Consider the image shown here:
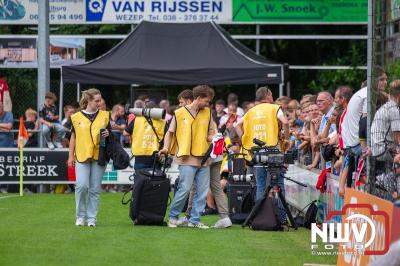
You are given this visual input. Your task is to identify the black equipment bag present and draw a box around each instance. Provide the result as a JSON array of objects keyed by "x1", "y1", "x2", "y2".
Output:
[
  {"x1": 247, "y1": 196, "x2": 283, "y2": 231},
  {"x1": 122, "y1": 156, "x2": 170, "y2": 225},
  {"x1": 303, "y1": 200, "x2": 319, "y2": 229},
  {"x1": 294, "y1": 200, "x2": 319, "y2": 229},
  {"x1": 227, "y1": 181, "x2": 256, "y2": 224}
]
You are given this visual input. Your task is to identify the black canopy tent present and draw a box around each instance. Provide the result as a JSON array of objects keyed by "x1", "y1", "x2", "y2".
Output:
[
  {"x1": 62, "y1": 21, "x2": 285, "y2": 85},
  {"x1": 59, "y1": 21, "x2": 286, "y2": 118}
]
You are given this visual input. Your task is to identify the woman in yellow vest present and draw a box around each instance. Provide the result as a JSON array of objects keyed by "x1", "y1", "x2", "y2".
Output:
[{"x1": 68, "y1": 88, "x2": 110, "y2": 227}]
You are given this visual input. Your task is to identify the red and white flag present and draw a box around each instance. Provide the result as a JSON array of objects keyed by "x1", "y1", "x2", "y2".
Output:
[{"x1": 18, "y1": 117, "x2": 29, "y2": 148}]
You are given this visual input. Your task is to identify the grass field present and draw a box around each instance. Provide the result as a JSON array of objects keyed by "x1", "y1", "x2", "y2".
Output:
[{"x1": 0, "y1": 193, "x2": 336, "y2": 266}]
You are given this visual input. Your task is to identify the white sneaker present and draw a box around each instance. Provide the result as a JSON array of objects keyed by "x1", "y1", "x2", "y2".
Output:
[
  {"x1": 75, "y1": 217, "x2": 85, "y2": 226},
  {"x1": 168, "y1": 219, "x2": 179, "y2": 228},
  {"x1": 213, "y1": 217, "x2": 232, "y2": 229},
  {"x1": 47, "y1": 142, "x2": 55, "y2": 150},
  {"x1": 0, "y1": 188, "x2": 8, "y2": 194},
  {"x1": 87, "y1": 221, "x2": 96, "y2": 227},
  {"x1": 177, "y1": 216, "x2": 189, "y2": 227},
  {"x1": 55, "y1": 142, "x2": 63, "y2": 149},
  {"x1": 188, "y1": 222, "x2": 209, "y2": 229}
]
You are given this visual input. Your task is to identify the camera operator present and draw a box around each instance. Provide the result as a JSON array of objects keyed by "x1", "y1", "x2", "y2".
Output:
[
  {"x1": 235, "y1": 87, "x2": 290, "y2": 200},
  {"x1": 124, "y1": 101, "x2": 166, "y2": 171},
  {"x1": 159, "y1": 85, "x2": 215, "y2": 229}
]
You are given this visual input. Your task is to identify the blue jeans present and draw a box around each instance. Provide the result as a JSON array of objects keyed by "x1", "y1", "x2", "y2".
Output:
[
  {"x1": 169, "y1": 165, "x2": 210, "y2": 224},
  {"x1": 75, "y1": 160, "x2": 106, "y2": 223},
  {"x1": 134, "y1": 162, "x2": 153, "y2": 171},
  {"x1": 255, "y1": 167, "x2": 285, "y2": 201},
  {"x1": 42, "y1": 123, "x2": 65, "y2": 143}
]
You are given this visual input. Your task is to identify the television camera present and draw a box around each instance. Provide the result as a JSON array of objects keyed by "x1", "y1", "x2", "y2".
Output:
[
  {"x1": 242, "y1": 138, "x2": 307, "y2": 230},
  {"x1": 250, "y1": 138, "x2": 305, "y2": 186}
]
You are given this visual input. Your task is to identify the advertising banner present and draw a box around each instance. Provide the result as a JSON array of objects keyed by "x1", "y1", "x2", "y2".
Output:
[
  {"x1": 232, "y1": 0, "x2": 368, "y2": 23},
  {"x1": 336, "y1": 188, "x2": 399, "y2": 265},
  {"x1": 0, "y1": 0, "x2": 231, "y2": 24},
  {"x1": 0, "y1": 37, "x2": 85, "y2": 68},
  {"x1": 0, "y1": 0, "x2": 85, "y2": 24},
  {"x1": 285, "y1": 164, "x2": 343, "y2": 223},
  {"x1": 0, "y1": 149, "x2": 179, "y2": 184},
  {"x1": 0, "y1": 149, "x2": 68, "y2": 181},
  {"x1": 0, "y1": 0, "x2": 369, "y2": 24},
  {"x1": 391, "y1": 0, "x2": 400, "y2": 21},
  {"x1": 85, "y1": 0, "x2": 232, "y2": 23}
]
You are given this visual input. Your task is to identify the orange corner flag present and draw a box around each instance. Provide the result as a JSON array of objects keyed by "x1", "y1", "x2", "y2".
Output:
[{"x1": 18, "y1": 117, "x2": 29, "y2": 148}]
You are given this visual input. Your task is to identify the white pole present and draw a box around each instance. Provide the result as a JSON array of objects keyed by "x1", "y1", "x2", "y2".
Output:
[
  {"x1": 37, "y1": 0, "x2": 49, "y2": 148},
  {"x1": 59, "y1": 71, "x2": 64, "y2": 122},
  {"x1": 77, "y1": 83, "x2": 81, "y2": 102}
]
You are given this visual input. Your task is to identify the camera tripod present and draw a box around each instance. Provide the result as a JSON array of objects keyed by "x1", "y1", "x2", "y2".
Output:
[{"x1": 242, "y1": 166, "x2": 307, "y2": 230}]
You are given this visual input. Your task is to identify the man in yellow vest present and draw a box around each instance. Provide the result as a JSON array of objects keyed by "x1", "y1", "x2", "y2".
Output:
[
  {"x1": 124, "y1": 101, "x2": 166, "y2": 170},
  {"x1": 160, "y1": 85, "x2": 215, "y2": 229},
  {"x1": 235, "y1": 87, "x2": 290, "y2": 200},
  {"x1": 177, "y1": 89, "x2": 194, "y2": 107}
]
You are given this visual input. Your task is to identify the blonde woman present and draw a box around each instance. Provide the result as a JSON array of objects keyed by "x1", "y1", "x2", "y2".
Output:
[{"x1": 68, "y1": 89, "x2": 110, "y2": 227}]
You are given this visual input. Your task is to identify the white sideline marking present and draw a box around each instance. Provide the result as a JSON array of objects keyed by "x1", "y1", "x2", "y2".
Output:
[{"x1": 0, "y1": 195, "x2": 20, "y2": 200}]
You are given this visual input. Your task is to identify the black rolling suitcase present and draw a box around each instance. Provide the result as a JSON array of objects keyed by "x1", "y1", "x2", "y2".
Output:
[{"x1": 122, "y1": 157, "x2": 170, "y2": 225}]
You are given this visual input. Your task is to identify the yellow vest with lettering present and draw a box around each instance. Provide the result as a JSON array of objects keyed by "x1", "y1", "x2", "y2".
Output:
[
  {"x1": 242, "y1": 103, "x2": 280, "y2": 150},
  {"x1": 71, "y1": 110, "x2": 109, "y2": 162},
  {"x1": 175, "y1": 106, "x2": 211, "y2": 157},
  {"x1": 131, "y1": 117, "x2": 166, "y2": 156}
]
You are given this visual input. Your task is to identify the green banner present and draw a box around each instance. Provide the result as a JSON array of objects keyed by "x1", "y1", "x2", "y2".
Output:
[{"x1": 233, "y1": 0, "x2": 368, "y2": 23}]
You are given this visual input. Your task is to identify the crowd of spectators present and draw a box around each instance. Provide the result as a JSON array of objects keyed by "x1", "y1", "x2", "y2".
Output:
[{"x1": 0, "y1": 70, "x2": 399, "y2": 202}]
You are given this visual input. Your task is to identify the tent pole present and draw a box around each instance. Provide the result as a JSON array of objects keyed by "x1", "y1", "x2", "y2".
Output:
[
  {"x1": 255, "y1": 25, "x2": 260, "y2": 90},
  {"x1": 130, "y1": 85, "x2": 133, "y2": 106},
  {"x1": 77, "y1": 83, "x2": 81, "y2": 102},
  {"x1": 279, "y1": 83, "x2": 284, "y2": 97},
  {"x1": 255, "y1": 25, "x2": 260, "y2": 55},
  {"x1": 279, "y1": 64, "x2": 285, "y2": 97},
  {"x1": 59, "y1": 72, "x2": 64, "y2": 122}
]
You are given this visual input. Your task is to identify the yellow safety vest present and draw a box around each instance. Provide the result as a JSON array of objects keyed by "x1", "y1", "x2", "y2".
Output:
[
  {"x1": 242, "y1": 103, "x2": 280, "y2": 150},
  {"x1": 131, "y1": 117, "x2": 166, "y2": 156},
  {"x1": 169, "y1": 134, "x2": 177, "y2": 156},
  {"x1": 175, "y1": 106, "x2": 211, "y2": 157},
  {"x1": 71, "y1": 110, "x2": 109, "y2": 162}
]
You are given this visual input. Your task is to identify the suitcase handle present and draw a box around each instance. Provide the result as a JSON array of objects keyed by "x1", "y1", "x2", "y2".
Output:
[
  {"x1": 150, "y1": 152, "x2": 169, "y2": 177},
  {"x1": 121, "y1": 191, "x2": 131, "y2": 205}
]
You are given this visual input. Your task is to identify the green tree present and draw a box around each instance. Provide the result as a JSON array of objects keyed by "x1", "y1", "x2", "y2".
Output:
[{"x1": 308, "y1": 43, "x2": 366, "y2": 94}]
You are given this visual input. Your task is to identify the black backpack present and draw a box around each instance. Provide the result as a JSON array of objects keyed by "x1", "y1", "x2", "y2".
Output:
[
  {"x1": 294, "y1": 200, "x2": 319, "y2": 229},
  {"x1": 243, "y1": 196, "x2": 283, "y2": 231},
  {"x1": 111, "y1": 136, "x2": 130, "y2": 170}
]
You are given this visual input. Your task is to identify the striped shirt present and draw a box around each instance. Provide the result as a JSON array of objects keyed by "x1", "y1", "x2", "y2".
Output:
[{"x1": 371, "y1": 100, "x2": 400, "y2": 158}]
